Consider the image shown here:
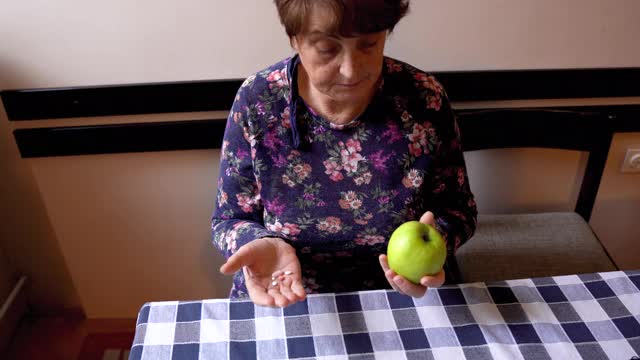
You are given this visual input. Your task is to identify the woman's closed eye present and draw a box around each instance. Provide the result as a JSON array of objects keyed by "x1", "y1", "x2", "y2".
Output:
[
  {"x1": 361, "y1": 41, "x2": 378, "y2": 49},
  {"x1": 315, "y1": 42, "x2": 340, "y2": 56},
  {"x1": 317, "y1": 47, "x2": 338, "y2": 55}
]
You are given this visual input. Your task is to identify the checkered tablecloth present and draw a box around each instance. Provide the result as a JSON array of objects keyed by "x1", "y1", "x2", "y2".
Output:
[{"x1": 130, "y1": 270, "x2": 640, "y2": 359}]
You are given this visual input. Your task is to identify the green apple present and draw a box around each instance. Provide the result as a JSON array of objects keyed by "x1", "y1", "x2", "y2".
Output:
[{"x1": 387, "y1": 221, "x2": 447, "y2": 284}]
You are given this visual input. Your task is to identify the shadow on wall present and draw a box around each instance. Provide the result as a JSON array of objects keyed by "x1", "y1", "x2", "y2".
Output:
[
  {"x1": 464, "y1": 149, "x2": 588, "y2": 215},
  {"x1": 200, "y1": 227, "x2": 233, "y2": 298},
  {"x1": 0, "y1": 57, "x2": 38, "y2": 90},
  {"x1": 0, "y1": 61, "x2": 82, "y2": 313},
  {"x1": 0, "y1": 245, "x2": 17, "y2": 304},
  {"x1": 592, "y1": 196, "x2": 640, "y2": 270}
]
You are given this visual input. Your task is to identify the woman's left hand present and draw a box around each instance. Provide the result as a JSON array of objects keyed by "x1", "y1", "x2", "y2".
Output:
[{"x1": 378, "y1": 211, "x2": 446, "y2": 298}]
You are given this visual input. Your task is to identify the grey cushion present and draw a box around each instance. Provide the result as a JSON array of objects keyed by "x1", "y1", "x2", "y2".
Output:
[{"x1": 455, "y1": 212, "x2": 617, "y2": 283}]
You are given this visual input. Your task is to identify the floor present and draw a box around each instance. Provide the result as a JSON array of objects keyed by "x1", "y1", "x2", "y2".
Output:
[{"x1": 5, "y1": 313, "x2": 136, "y2": 360}]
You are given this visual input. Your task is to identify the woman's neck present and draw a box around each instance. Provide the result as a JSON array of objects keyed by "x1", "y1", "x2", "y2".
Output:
[{"x1": 297, "y1": 68, "x2": 377, "y2": 126}]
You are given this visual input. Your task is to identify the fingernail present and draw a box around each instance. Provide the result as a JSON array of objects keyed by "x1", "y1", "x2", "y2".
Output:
[{"x1": 395, "y1": 278, "x2": 404, "y2": 285}]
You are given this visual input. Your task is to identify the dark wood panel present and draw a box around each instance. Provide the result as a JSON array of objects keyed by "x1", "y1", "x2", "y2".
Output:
[
  {"x1": 13, "y1": 119, "x2": 227, "y2": 158},
  {"x1": 456, "y1": 108, "x2": 604, "y2": 152},
  {"x1": 2, "y1": 80, "x2": 243, "y2": 121},
  {"x1": 439, "y1": 68, "x2": 640, "y2": 102},
  {"x1": 12, "y1": 105, "x2": 639, "y2": 158},
  {"x1": 3, "y1": 68, "x2": 640, "y2": 121}
]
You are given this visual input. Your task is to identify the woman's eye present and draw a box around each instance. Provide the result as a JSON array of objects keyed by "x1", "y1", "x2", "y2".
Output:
[
  {"x1": 317, "y1": 47, "x2": 338, "y2": 55},
  {"x1": 360, "y1": 41, "x2": 378, "y2": 50}
]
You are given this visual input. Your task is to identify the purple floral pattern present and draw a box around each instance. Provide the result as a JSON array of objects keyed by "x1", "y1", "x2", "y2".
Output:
[{"x1": 212, "y1": 56, "x2": 477, "y2": 298}]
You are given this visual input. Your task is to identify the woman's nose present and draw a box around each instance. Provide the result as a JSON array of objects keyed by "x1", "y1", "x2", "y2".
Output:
[{"x1": 339, "y1": 52, "x2": 361, "y2": 80}]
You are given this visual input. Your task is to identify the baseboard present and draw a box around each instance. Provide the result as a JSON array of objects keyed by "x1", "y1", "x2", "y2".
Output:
[{"x1": 0, "y1": 276, "x2": 28, "y2": 354}]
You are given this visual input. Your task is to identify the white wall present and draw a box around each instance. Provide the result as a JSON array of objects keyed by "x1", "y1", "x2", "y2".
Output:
[
  {"x1": 0, "y1": 106, "x2": 81, "y2": 313},
  {"x1": 2, "y1": 0, "x2": 640, "y2": 89},
  {"x1": 1, "y1": 0, "x2": 639, "y2": 317},
  {"x1": 27, "y1": 149, "x2": 230, "y2": 317},
  {"x1": 388, "y1": 0, "x2": 640, "y2": 71},
  {"x1": 0, "y1": 1, "x2": 290, "y2": 88}
]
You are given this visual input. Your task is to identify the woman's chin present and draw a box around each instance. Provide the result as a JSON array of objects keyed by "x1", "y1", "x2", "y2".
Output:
[{"x1": 327, "y1": 88, "x2": 370, "y2": 103}]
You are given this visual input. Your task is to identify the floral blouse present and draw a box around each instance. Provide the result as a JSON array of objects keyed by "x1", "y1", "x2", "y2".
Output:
[{"x1": 211, "y1": 55, "x2": 477, "y2": 298}]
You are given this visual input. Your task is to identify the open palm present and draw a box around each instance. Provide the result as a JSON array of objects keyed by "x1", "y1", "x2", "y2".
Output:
[{"x1": 220, "y1": 237, "x2": 306, "y2": 307}]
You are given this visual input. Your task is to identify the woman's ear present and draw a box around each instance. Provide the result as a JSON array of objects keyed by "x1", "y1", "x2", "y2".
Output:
[{"x1": 291, "y1": 36, "x2": 300, "y2": 52}]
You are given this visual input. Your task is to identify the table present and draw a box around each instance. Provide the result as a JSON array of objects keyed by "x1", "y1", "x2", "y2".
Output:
[{"x1": 129, "y1": 270, "x2": 640, "y2": 359}]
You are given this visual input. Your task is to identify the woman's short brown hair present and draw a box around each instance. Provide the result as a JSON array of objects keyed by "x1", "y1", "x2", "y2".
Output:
[{"x1": 274, "y1": 0, "x2": 410, "y2": 38}]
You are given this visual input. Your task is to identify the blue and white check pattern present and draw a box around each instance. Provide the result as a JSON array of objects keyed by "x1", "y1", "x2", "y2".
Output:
[{"x1": 130, "y1": 270, "x2": 640, "y2": 359}]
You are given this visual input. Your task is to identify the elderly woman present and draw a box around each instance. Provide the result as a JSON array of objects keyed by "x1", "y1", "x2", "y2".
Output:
[{"x1": 212, "y1": 0, "x2": 477, "y2": 307}]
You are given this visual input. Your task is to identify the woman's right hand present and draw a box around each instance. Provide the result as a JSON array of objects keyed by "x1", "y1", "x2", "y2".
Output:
[{"x1": 219, "y1": 237, "x2": 307, "y2": 307}]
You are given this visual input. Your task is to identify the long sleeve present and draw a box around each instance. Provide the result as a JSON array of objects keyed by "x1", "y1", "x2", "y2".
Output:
[
  {"x1": 427, "y1": 94, "x2": 478, "y2": 256},
  {"x1": 211, "y1": 83, "x2": 279, "y2": 259}
]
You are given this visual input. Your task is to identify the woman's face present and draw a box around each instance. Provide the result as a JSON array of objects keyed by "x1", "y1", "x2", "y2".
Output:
[{"x1": 292, "y1": 8, "x2": 387, "y2": 103}]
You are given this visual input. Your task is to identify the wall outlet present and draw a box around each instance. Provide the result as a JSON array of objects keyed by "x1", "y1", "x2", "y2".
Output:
[{"x1": 621, "y1": 148, "x2": 640, "y2": 173}]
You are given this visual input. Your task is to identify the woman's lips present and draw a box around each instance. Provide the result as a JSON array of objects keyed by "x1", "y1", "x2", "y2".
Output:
[{"x1": 337, "y1": 80, "x2": 363, "y2": 88}]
